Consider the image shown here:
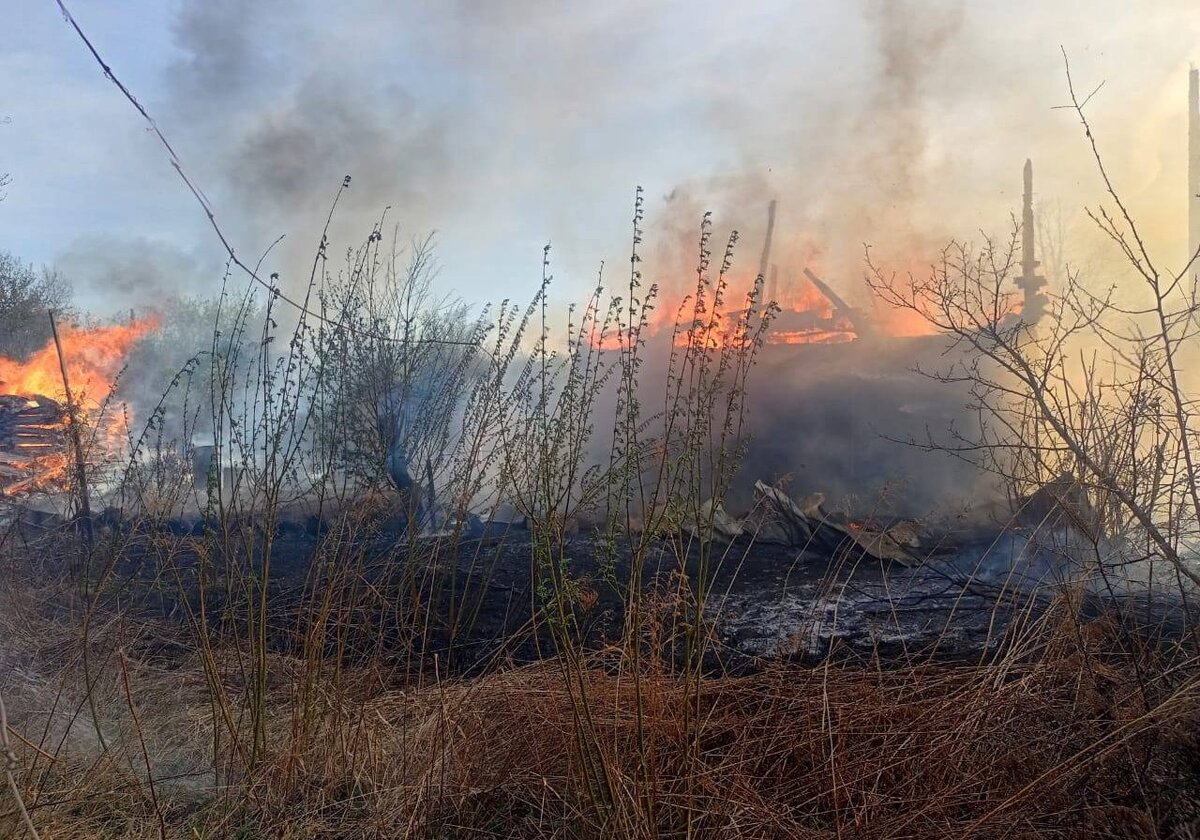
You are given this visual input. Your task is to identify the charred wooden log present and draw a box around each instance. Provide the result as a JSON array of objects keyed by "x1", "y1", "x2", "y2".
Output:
[
  {"x1": 681, "y1": 482, "x2": 922, "y2": 565},
  {"x1": 750, "y1": 480, "x2": 922, "y2": 566},
  {"x1": 803, "y1": 268, "x2": 875, "y2": 338}
]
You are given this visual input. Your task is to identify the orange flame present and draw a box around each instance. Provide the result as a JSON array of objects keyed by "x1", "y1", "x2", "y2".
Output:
[
  {"x1": 873, "y1": 304, "x2": 940, "y2": 338},
  {"x1": 628, "y1": 271, "x2": 866, "y2": 350},
  {"x1": 0, "y1": 318, "x2": 160, "y2": 406},
  {"x1": 0, "y1": 318, "x2": 159, "y2": 495}
]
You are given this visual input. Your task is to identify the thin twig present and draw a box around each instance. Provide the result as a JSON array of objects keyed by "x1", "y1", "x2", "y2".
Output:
[{"x1": 0, "y1": 689, "x2": 41, "y2": 839}]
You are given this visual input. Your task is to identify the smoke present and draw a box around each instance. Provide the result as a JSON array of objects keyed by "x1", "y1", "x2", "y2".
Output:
[
  {"x1": 23, "y1": 0, "x2": 1200, "y2": 512},
  {"x1": 224, "y1": 78, "x2": 451, "y2": 230},
  {"x1": 862, "y1": 0, "x2": 965, "y2": 209},
  {"x1": 737, "y1": 338, "x2": 993, "y2": 518},
  {"x1": 160, "y1": 0, "x2": 468, "y2": 282},
  {"x1": 642, "y1": 0, "x2": 971, "y2": 315},
  {"x1": 609, "y1": 0, "x2": 978, "y2": 517},
  {"x1": 583, "y1": 316, "x2": 992, "y2": 520},
  {"x1": 167, "y1": 0, "x2": 271, "y2": 109},
  {"x1": 55, "y1": 235, "x2": 217, "y2": 318},
  {"x1": 39, "y1": 0, "x2": 1190, "y2": 307}
]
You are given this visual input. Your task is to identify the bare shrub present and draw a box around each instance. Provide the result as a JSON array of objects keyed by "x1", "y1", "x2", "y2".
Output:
[{"x1": 866, "y1": 55, "x2": 1200, "y2": 603}]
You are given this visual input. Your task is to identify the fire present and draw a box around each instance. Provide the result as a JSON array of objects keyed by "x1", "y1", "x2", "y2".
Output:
[
  {"x1": 649, "y1": 270, "x2": 867, "y2": 350},
  {"x1": 874, "y1": 304, "x2": 940, "y2": 338},
  {"x1": 0, "y1": 318, "x2": 159, "y2": 496},
  {"x1": 0, "y1": 317, "x2": 159, "y2": 406},
  {"x1": 588, "y1": 262, "x2": 948, "y2": 352},
  {"x1": 774, "y1": 276, "x2": 836, "y2": 319},
  {"x1": 674, "y1": 313, "x2": 754, "y2": 351}
]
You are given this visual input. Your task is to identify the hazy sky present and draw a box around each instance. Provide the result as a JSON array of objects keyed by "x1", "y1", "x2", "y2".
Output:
[{"x1": 3, "y1": 1, "x2": 1199, "y2": 317}]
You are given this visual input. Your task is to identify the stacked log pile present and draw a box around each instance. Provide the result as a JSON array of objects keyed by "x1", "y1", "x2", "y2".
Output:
[{"x1": 0, "y1": 394, "x2": 67, "y2": 495}]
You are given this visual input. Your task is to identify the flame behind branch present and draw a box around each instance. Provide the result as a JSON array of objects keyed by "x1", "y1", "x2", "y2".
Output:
[
  {"x1": 0, "y1": 318, "x2": 160, "y2": 496},
  {"x1": 0, "y1": 317, "x2": 160, "y2": 406}
]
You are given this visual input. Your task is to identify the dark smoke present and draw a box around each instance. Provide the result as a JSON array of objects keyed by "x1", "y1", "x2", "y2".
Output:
[
  {"x1": 158, "y1": 0, "x2": 468, "y2": 294},
  {"x1": 738, "y1": 338, "x2": 992, "y2": 518},
  {"x1": 223, "y1": 78, "x2": 451, "y2": 231},
  {"x1": 55, "y1": 235, "x2": 216, "y2": 317}
]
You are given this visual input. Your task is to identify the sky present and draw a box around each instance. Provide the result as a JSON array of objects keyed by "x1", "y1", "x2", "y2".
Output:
[{"x1": 3, "y1": 0, "x2": 1200, "y2": 319}]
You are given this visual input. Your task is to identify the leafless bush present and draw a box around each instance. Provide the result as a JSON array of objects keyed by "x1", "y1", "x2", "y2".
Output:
[{"x1": 866, "y1": 55, "x2": 1200, "y2": 604}]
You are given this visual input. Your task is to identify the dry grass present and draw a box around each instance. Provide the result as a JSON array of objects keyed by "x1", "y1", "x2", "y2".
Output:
[
  {"x1": 241, "y1": 619, "x2": 1198, "y2": 838},
  {"x1": 3, "y1": 580, "x2": 1197, "y2": 839}
]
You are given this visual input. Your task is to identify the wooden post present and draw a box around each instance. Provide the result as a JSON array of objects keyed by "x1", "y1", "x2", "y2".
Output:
[
  {"x1": 49, "y1": 311, "x2": 94, "y2": 554},
  {"x1": 758, "y1": 199, "x2": 777, "y2": 285}
]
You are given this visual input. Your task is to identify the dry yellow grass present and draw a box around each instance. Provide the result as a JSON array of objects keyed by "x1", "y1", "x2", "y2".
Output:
[
  {"x1": 241, "y1": 633, "x2": 1195, "y2": 838},
  {"x1": 3, "y1": 589, "x2": 1193, "y2": 839}
]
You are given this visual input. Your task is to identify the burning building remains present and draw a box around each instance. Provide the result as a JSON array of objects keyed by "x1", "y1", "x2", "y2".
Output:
[
  {"x1": 0, "y1": 157, "x2": 1065, "y2": 531},
  {"x1": 0, "y1": 318, "x2": 158, "y2": 496},
  {"x1": 0, "y1": 395, "x2": 66, "y2": 496}
]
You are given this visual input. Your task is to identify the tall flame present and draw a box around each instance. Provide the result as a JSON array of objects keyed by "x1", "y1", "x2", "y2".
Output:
[
  {"x1": 0, "y1": 317, "x2": 160, "y2": 405},
  {"x1": 0, "y1": 318, "x2": 159, "y2": 495}
]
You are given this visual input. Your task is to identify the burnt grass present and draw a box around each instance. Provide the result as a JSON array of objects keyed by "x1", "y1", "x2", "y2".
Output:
[{"x1": 13, "y1": 505, "x2": 1188, "y2": 677}]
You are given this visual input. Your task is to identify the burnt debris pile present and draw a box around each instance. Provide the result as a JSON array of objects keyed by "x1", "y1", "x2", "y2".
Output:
[{"x1": 0, "y1": 394, "x2": 67, "y2": 495}]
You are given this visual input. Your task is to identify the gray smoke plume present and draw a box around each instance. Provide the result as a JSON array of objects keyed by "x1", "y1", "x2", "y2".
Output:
[
  {"x1": 642, "y1": 0, "x2": 970, "y2": 316},
  {"x1": 55, "y1": 235, "x2": 217, "y2": 318},
  {"x1": 32, "y1": 0, "x2": 1199, "y2": 516},
  {"x1": 736, "y1": 338, "x2": 992, "y2": 518},
  {"x1": 161, "y1": 0, "x2": 465, "y2": 283},
  {"x1": 862, "y1": 0, "x2": 965, "y2": 208}
]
